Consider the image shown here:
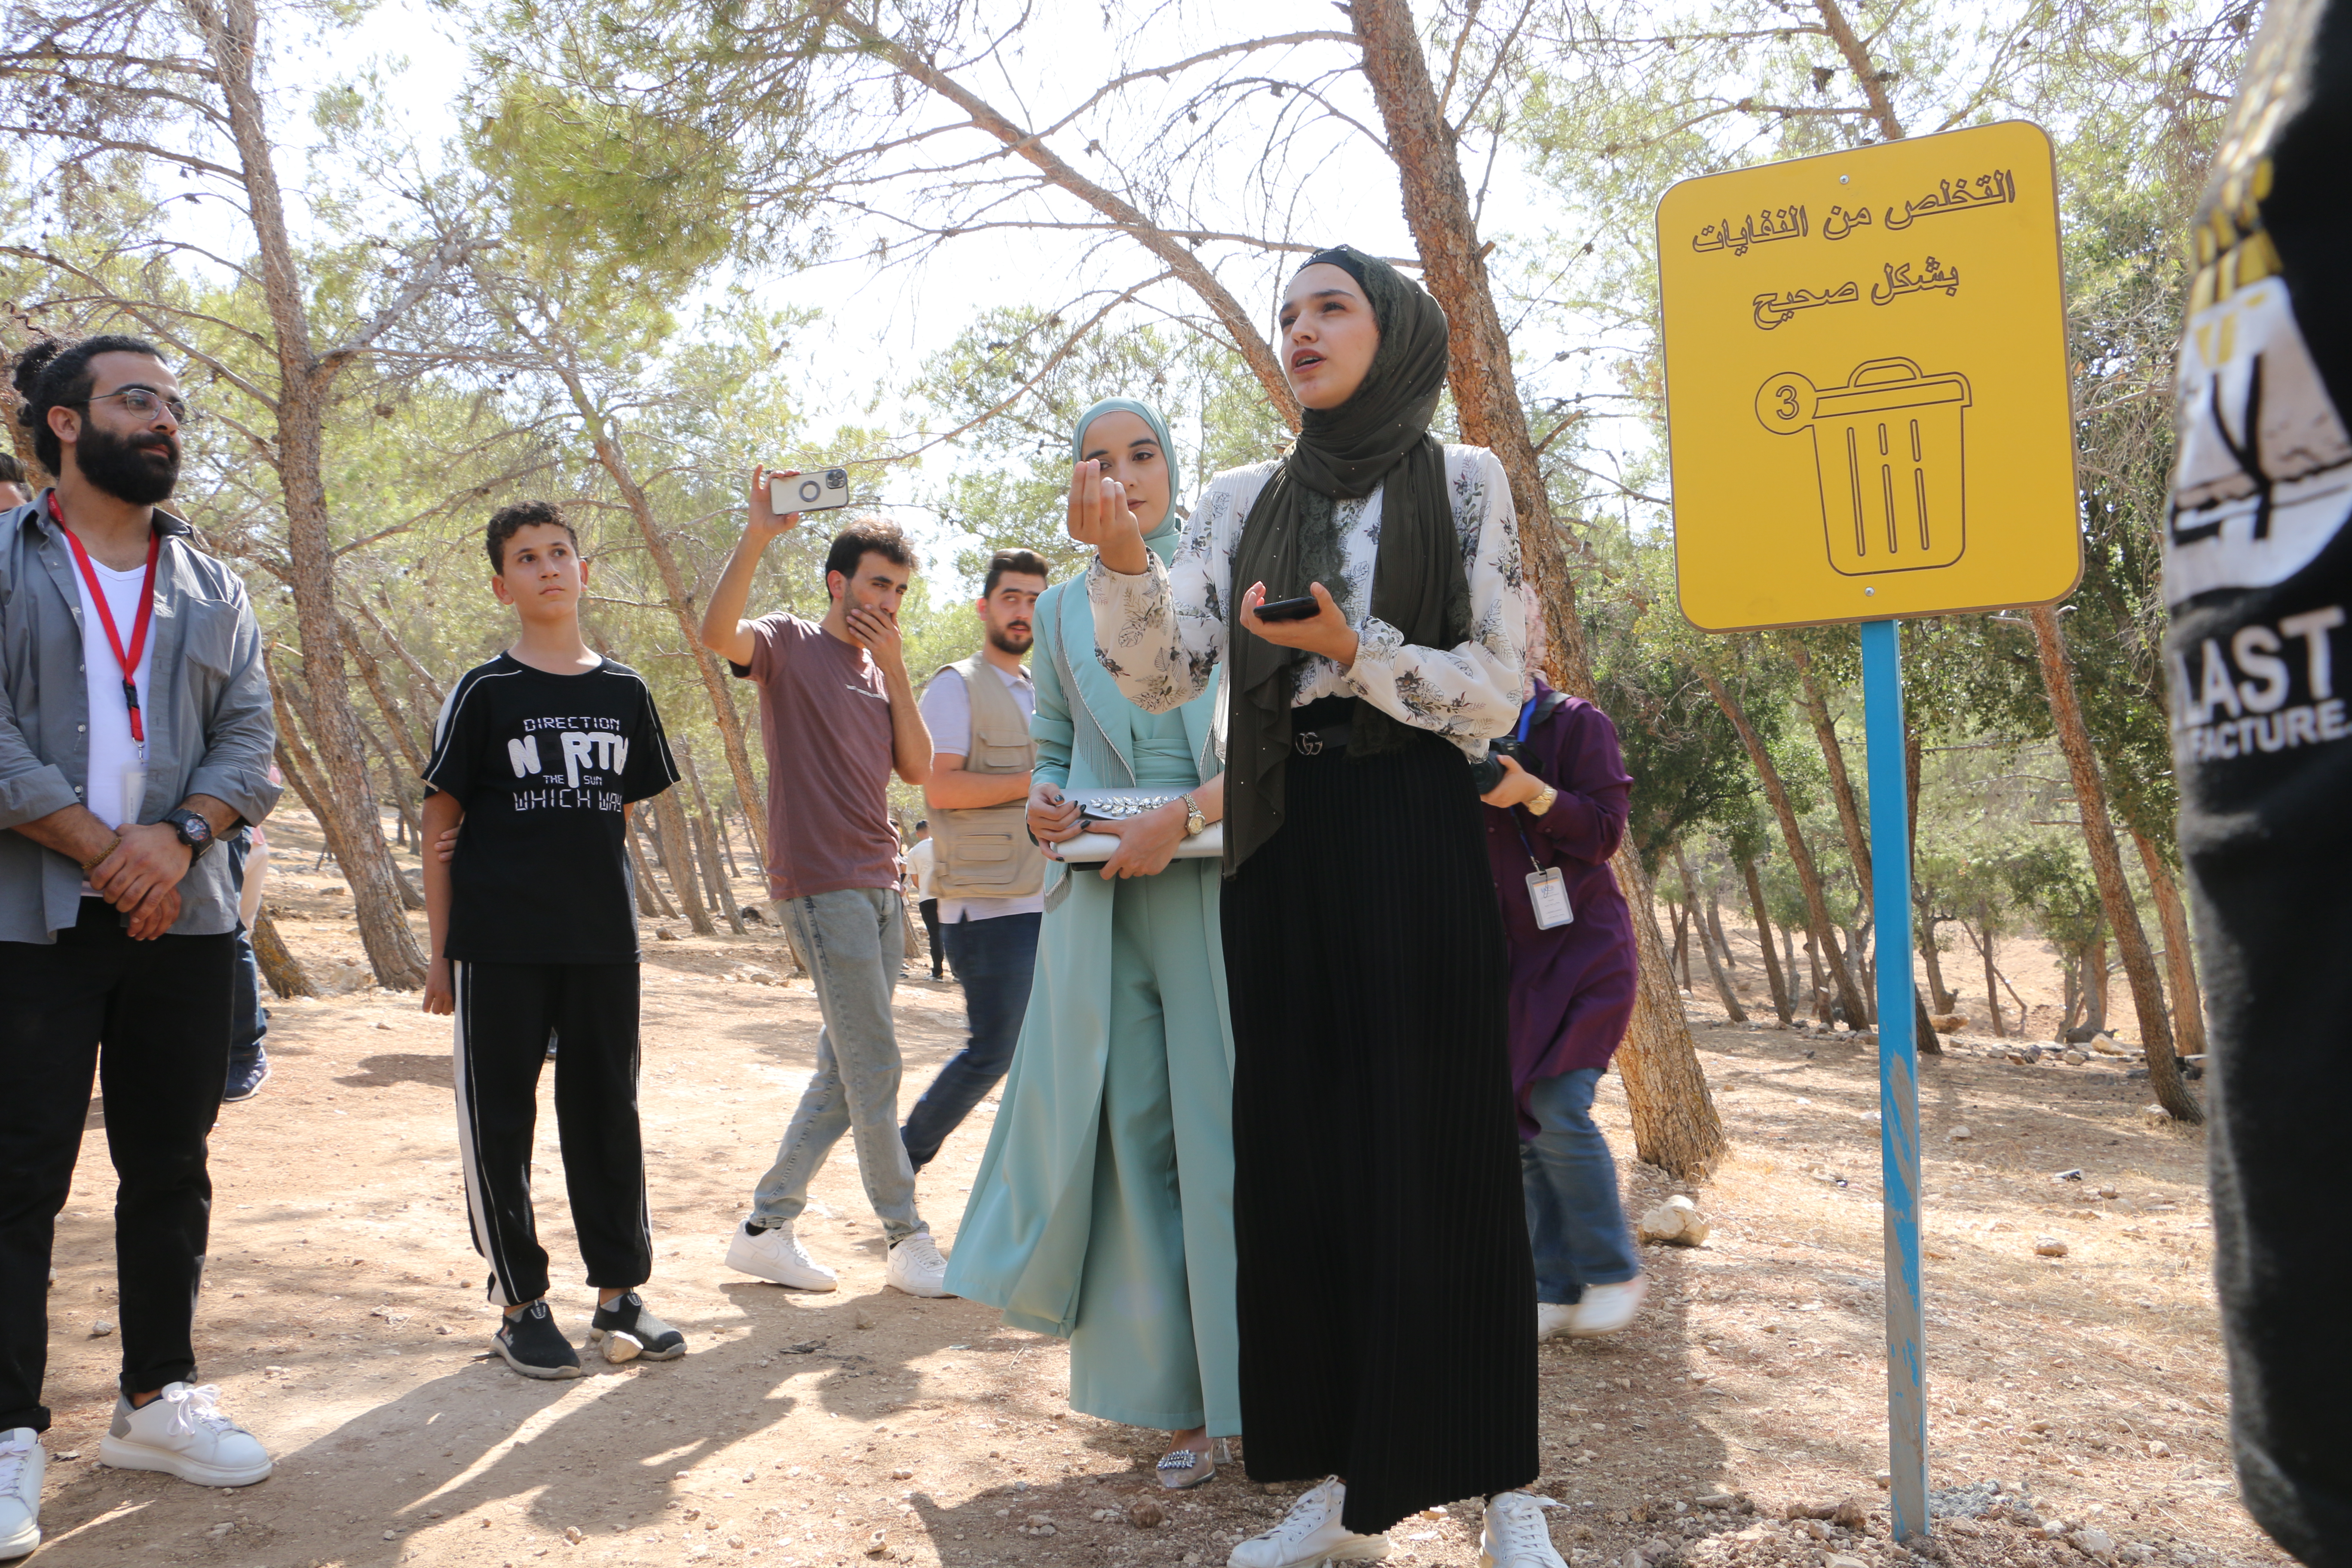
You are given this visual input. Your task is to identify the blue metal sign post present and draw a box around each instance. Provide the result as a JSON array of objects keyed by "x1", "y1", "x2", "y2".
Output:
[{"x1": 1861, "y1": 617, "x2": 1929, "y2": 1540}]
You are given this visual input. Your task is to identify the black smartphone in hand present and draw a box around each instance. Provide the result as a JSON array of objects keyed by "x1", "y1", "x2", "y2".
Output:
[{"x1": 1254, "y1": 594, "x2": 1321, "y2": 622}]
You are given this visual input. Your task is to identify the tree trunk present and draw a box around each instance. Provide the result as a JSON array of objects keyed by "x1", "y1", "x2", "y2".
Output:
[
  {"x1": 1344, "y1": 0, "x2": 1722, "y2": 1172},
  {"x1": 1609, "y1": 849, "x2": 1728, "y2": 1177},
  {"x1": 679, "y1": 745, "x2": 747, "y2": 934},
  {"x1": 1678, "y1": 845, "x2": 1748, "y2": 1023},
  {"x1": 1704, "y1": 886, "x2": 1740, "y2": 973},
  {"x1": 1975, "y1": 918, "x2": 2005, "y2": 1038},
  {"x1": 627, "y1": 819, "x2": 669, "y2": 919},
  {"x1": 647, "y1": 789, "x2": 715, "y2": 935},
  {"x1": 2082, "y1": 937, "x2": 2110, "y2": 1036},
  {"x1": 2027, "y1": 606, "x2": 2200, "y2": 1121},
  {"x1": 249, "y1": 907, "x2": 317, "y2": 999},
  {"x1": 196, "y1": 0, "x2": 425, "y2": 990},
  {"x1": 2062, "y1": 956, "x2": 2081, "y2": 1034},
  {"x1": 346, "y1": 616, "x2": 431, "y2": 778},
  {"x1": 1790, "y1": 647, "x2": 1880, "y2": 1025},
  {"x1": 1736, "y1": 849, "x2": 1795, "y2": 1024},
  {"x1": 1668, "y1": 895, "x2": 1691, "y2": 990},
  {"x1": 1699, "y1": 669, "x2": 1871, "y2": 1028},
  {"x1": 2133, "y1": 830, "x2": 2208, "y2": 1063},
  {"x1": 1918, "y1": 919, "x2": 1955, "y2": 1013},
  {"x1": 1805, "y1": 935, "x2": 1828, "y2": 1020}
]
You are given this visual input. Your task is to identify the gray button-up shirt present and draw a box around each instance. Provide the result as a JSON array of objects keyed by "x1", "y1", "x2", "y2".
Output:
[{"x1": 0, "y1": 492, "x2": 281, "y2": 942}]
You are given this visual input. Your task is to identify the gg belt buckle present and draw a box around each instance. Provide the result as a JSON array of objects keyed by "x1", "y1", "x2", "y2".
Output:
[{"x1": 1294, "y1": 729, "x2": 1324, "y2": 756}]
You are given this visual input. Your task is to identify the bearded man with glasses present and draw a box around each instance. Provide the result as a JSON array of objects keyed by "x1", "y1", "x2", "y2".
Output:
[{"x1": 0, "y1": 334, "x2": 280, "y2": 1560}]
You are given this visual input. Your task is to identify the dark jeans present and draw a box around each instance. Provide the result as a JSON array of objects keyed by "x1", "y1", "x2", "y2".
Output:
[
  {"x1": 0, "y1": 900, "x2": 233, "y2": 1431},
  {"x1": 917, "y1": 898, "x2": 943, "y2": 978},
  {"x1": 901, "y1": 911, "x2": 1039, "y2": 1170},
  {"x1": 224, "y1": 835, "x2": 268, "y2": 1076},
  {"x1": 1520, "y1": 1067, "x2": 1640, "y2": 1304}
]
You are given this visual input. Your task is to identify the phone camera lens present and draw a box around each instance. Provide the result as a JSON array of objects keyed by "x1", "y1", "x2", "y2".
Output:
[{"x1": 825, "y1": 468, "x2": 848, "y2": 487}]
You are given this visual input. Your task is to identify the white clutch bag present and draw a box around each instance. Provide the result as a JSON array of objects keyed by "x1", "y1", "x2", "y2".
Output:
[{"x1": 1053, "y1": 787, "x2": 1223, "y2": 863}]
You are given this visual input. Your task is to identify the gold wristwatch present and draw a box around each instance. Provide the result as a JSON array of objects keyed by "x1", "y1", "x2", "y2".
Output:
[
  {"x1": 1180, "y1": 793, "x2": 1207, "y2": 837},
  {"x1": 1528, "y1": 783, "x2": 1559, "y2": 818}
]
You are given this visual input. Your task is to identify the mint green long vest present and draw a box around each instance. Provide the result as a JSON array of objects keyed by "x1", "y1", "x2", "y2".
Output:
[{"x1": 942, "y1": 579, "x2": 1229, "y2": 1334}]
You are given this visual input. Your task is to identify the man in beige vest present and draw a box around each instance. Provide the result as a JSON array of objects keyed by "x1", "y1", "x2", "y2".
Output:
[{"x1": 900, "y1": 549, "x2": 1051, "y2": 1172}]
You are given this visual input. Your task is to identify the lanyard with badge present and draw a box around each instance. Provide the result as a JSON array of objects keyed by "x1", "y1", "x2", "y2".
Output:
[
  {"x1": 1509, "y1": 695, "x2": 1574, "y2": 930},
  {"x1": 54, "y1": 493, "x2": 160, "y2": 820}
]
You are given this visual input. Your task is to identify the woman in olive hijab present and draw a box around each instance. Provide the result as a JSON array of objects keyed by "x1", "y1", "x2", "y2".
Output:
[{"x1": 1070, "y1": 251, "x2": 1551, "y2": 1567}]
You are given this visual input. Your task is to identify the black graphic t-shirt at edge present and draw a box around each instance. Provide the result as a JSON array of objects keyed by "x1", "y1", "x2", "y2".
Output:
[{"x1": 423, "y1": 654, "x2": 680, "y2": 965}]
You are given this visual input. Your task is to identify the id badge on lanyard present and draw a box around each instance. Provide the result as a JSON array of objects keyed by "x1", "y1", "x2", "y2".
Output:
[{"x1": 1510, "y1": 696, "x2": 1572, "y2": 928}]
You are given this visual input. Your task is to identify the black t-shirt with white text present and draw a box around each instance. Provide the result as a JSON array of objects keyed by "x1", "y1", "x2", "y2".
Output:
[{"x1": 423, "y1": 654, "x2": 680, "y2": 965}]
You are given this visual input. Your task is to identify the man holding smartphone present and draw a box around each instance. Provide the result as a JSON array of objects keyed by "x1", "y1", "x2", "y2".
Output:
[{"x1": 698, "y1": 469, "x2": 951, "y2": 1299}]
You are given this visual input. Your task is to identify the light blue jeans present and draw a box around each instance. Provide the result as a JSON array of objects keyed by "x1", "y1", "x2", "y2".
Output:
[
  {"x1": 751, "y1": 889, "x2": 924, "y2": 1244},
  {"x1": 1520, "y1": 1067, "x2": 1639, "y2": 1305}
]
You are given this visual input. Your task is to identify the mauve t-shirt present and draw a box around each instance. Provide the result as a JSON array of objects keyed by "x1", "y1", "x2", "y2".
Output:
[{"x1": 734, "y1": 613, "x2": 901, "y2": 900}]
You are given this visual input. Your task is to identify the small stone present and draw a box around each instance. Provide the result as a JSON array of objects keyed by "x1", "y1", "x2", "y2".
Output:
[
  {"x1": 1830, "y1": 1495, "x2": 1869, "y2": 1527},
  {"x1": 564, "y1": 1527, "x2": 584, "y2": 1544},
  {"x1": 2070, "y1": 1526, "x2": 2116, "y2": 1556},
  {"x1": 1947, "y1": 1125, "x2": 1973, "y2": 1141},
  {"x1": 1637, "y1": 1194, "x2": 1712, "y2": 1246},
  {"x1": 89, "y1": 1319, "x2": 114, "y2": 1337},
  {"x1": 2035, "y1": 1237, "x2": 2070, "y2": 1257},
  {"x1": 2142, "y1": 1103, "x2": 2174, "y2": 1122},
  {"x1": 435, "y1": 1324, "x2": 452, "y2": 1335},
  {"x1": 1128, "y1": 1501, "x2": 1165, "y2": 1528},
  {"x1": 656, "y1": 926, "x2": 680, "y2": 941},
  {"x1": 1871, "y1": 1471, "x2": 1893, "y2": 1488},
  {"x1": 2146, "y1": 1440, "x2": 2171, "y2": 1458},
  {"x1": 1827, "y1": 1556, "x2": 1870, "y2": 1568},
  {"x1": 383, "y1": 1529, "x2": 399, "y2": 1540},
  {"x1": 891, "y1": 1467, "x2": 914, "y2": 1480},
  {"x1": 52, "y1": 1451, "x2": 76, "y2": 1461},
  {"x1": 865, "y1": 1527, "x2": 891, "y2": 1557},
  {"x1": 2091, "y1": 1035, "x2": 2130, "y2": 1056},
  {"x1": 1694, "y1": 1492, "x2": 1741, "y2": 1510},
  {"x1": 2063, "y1": 1048, "x2": 2089, "y2": 1065}
]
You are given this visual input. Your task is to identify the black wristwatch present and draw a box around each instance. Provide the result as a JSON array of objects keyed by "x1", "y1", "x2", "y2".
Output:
[{"x1": 163, "y1": 808, "x2": 216, "y2": 861}]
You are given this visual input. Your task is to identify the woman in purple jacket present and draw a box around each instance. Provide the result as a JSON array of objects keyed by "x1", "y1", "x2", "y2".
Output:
[{"x1": 1477, "y1": 664, "x2": 1644, "y2": 1341}]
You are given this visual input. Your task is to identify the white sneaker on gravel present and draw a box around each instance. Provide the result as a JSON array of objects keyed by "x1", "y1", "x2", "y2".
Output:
[
  {"x1": 1479, "y1": 1490, "x2": 1568, "y2": 1568},
  {"x1": 1536, "y1": 1302, "x2": 1576, "y2": 1341},
  {"x1": 1565, "y1": 1276, "x2": 1647, "y2": 1338},
  {"x1": 0, "y1": 1428, "x2": 43, "y2": 1560},
  {"x1": 885, "y1": 1231, "x2": 951, "y2": 1298},
  {"x1": 1229, "y1": 1476, "x2": 1390, "y2": 1568},
  {"x1": 726, "y1": 1220, "x2": 838, "y2": 1291},
  {"x1": 98, "y1": 1383, "x2": 272, "y2": 1487}
]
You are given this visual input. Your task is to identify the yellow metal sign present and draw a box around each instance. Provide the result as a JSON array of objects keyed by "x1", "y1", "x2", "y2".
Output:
[{"x1": 1657, "y1": 121, "x2": 2080, "y2": 631}]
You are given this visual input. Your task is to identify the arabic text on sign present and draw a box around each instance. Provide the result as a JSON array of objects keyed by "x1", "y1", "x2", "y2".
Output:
[
  {"x1": 1752, "y1": 280, "x2": 1861, "y2": 331},
  {"x1": 1885, "y1": 170, "x2": 2015, "y2": 230},
  {"x1": 1692, "y1": 205, "x2": 1810, "y2": 256}
]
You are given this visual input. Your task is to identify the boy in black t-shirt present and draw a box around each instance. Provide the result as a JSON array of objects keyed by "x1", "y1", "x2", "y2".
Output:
[{"x1": 420, "y1": 501, "x2": 686, "y2": 1381}]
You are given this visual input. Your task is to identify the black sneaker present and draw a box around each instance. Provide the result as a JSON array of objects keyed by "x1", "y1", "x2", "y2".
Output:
[
  {"x1": 588, "y1": 1292, "x2": 687, "y2": 1363},
  {"x1": 221, "y1": 1046, "x2": 270, "y2": 1104},
  {"x1": 493, "y1": 1302, "x2": 582, "y2": 1380}
]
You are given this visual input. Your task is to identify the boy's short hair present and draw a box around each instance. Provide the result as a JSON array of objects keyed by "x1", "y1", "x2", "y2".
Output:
[
  {"x1": 0, "y1": 451, "x2": 26, "y2": 488},
  {"x1": 824, "y1": 517, "x2": 913, "y2": 587},
  {"x1": 486, "y1": 500, "x2": 579, "y2": 572},
  {"x1": 982, "y1": 548, "x2": 1051, "y2": 598}
]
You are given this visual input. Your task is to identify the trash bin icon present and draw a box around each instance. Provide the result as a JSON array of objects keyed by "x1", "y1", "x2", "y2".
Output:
[{"x1": 1756, "y1": 357, "x2": 1971, "y2": 576}]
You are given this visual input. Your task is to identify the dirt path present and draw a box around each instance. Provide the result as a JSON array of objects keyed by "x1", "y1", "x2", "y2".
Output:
[{"x1": 26, "y1": 815, "x2": 2278, "y2": 1568}]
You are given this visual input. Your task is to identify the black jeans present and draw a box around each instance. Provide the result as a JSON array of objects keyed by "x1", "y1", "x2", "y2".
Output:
[
  {"x1": 901, "y1": 910, "x2": 1039, "y2": 1170},
  {"x1": 0, "y1": 899, "x2": 234, "y2": 1431},
  {"x1": 917, "y1": 898, "x2": 943, "y2": 977}
]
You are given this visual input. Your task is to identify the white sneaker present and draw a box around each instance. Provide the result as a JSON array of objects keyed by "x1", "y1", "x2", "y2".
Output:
[
  {"x1": 1479, "y1": 1491, "x2": 1567, "y2": 1568},
  {"x1": 726, "y1": 1220, "x2": 838, "y2": 1291},
  {"x1": 1536, "y1": 1302, "x2": 1576, "y2": 1341},
  {"x1": 0, "y1": 1428, "x2": 43, "y2": 1560},
  {"x1": 98, "y1": 1383, "x2": 272, "y2": 1487},
  {"x1": 885, "y1": 1231, "x2": 951, "y2": 1298},
  {"x1": 1565, "y1": 1276, "x2": 1647, "y2": 1338},
  {"x1": 1230, "y1": 1477, "x2": 1390, "y2": 1568}
]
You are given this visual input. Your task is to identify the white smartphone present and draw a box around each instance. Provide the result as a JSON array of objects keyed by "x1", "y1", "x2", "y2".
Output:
[{"x1": 769, "y1": 467, "x2": 851, "y2": 514}]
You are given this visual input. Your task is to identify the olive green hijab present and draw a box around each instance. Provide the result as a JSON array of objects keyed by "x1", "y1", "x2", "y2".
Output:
[{"x1": 1223, "y1": 246, "x2": 1470, "y2": 875}]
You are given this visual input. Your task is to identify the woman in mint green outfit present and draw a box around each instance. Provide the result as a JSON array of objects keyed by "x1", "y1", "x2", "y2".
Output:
[{"x1": 943, "y1": 398, "x2": 1240, "y2": 1484}]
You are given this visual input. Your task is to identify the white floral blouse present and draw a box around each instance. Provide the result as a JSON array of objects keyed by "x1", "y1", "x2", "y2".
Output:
[{"x1": 1085, "y1": 444, "x2": 1527, "y2": 756}]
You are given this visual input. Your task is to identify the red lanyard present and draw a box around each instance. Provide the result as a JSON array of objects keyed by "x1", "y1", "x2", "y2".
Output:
[{"x1": 51, "y1": 494, "x2": 161, "y2": 745}]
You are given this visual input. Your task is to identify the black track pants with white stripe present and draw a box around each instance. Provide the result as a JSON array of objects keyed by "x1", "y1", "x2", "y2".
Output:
[{"x1": 452, "y1": 961, "x2": 652, "y2": 1306}]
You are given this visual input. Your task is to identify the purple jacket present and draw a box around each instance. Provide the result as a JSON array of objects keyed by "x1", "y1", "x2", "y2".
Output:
[{"x1": 1481, "y1": 679, "x2": 1638, "y2": 1136}]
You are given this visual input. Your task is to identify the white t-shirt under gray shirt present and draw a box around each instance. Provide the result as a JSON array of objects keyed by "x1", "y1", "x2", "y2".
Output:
[
  {"x1": 917, "y1": 661, "x2": 1042, "y2": 923},
  {"x1": 74, "y1": 556, "x2": 157, "y2": 892}
]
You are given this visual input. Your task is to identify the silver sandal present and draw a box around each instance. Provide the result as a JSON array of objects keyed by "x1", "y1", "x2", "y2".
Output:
[{"x1": 1156, "y1": 1437, "x2": 1233, "y2": 1490}]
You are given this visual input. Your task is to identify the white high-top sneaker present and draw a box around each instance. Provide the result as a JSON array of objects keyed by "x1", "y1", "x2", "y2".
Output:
[
  {"x1": 1565, "y1": 1276, "x2": 1647, "y2": 1338},
  {"x1": 1479, "y1": 1491, "x2": 1568, "y2": 1568},
  {"x1": 1229, "y1": 1477, "x2": 1390, "y2": 1568},
  {"x1": 97, "y1": 1384, "x2": 272, "y2": 1487},
  {"x1": 0, "y1": 1428, "x2": 43, "y2": 1560},
  {"x1": 1536, "y1": 1302, "x2": 1576, "y2": 1341},
  {"x1": 725, "y1": 1220, "x2": 838, "y2": 1291}
]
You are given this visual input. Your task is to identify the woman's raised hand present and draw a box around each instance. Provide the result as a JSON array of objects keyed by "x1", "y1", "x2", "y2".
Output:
[{"x1": 1066, "y1": 459, "x2": 1150, "y2": 575}]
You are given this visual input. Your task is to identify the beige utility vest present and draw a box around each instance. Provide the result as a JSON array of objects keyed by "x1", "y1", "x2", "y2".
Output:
[{"x1": 927, "y1": 655, "x2": 1046, "y2": 900}]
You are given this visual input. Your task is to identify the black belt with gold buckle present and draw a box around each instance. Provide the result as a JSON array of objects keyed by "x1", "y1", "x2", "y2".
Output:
[{"x1": 1292, "y1": 723, "x2": 1351, "y2": 756}]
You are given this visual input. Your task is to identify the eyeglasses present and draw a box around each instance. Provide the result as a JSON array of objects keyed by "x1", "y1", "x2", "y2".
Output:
[{"x1": 78, "y1": 387, "x2": 191, "y2": 423}]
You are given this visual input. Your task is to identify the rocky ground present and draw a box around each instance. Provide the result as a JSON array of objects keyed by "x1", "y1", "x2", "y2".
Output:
[{"x1": 23, "y1": 811, "x2": 2282, "y2": 1568}]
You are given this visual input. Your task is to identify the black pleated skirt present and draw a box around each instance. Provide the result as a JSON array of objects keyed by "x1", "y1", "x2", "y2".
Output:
[{"x1": 1222, "y1": 700, "x2": 1538, "y2": 1535}]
